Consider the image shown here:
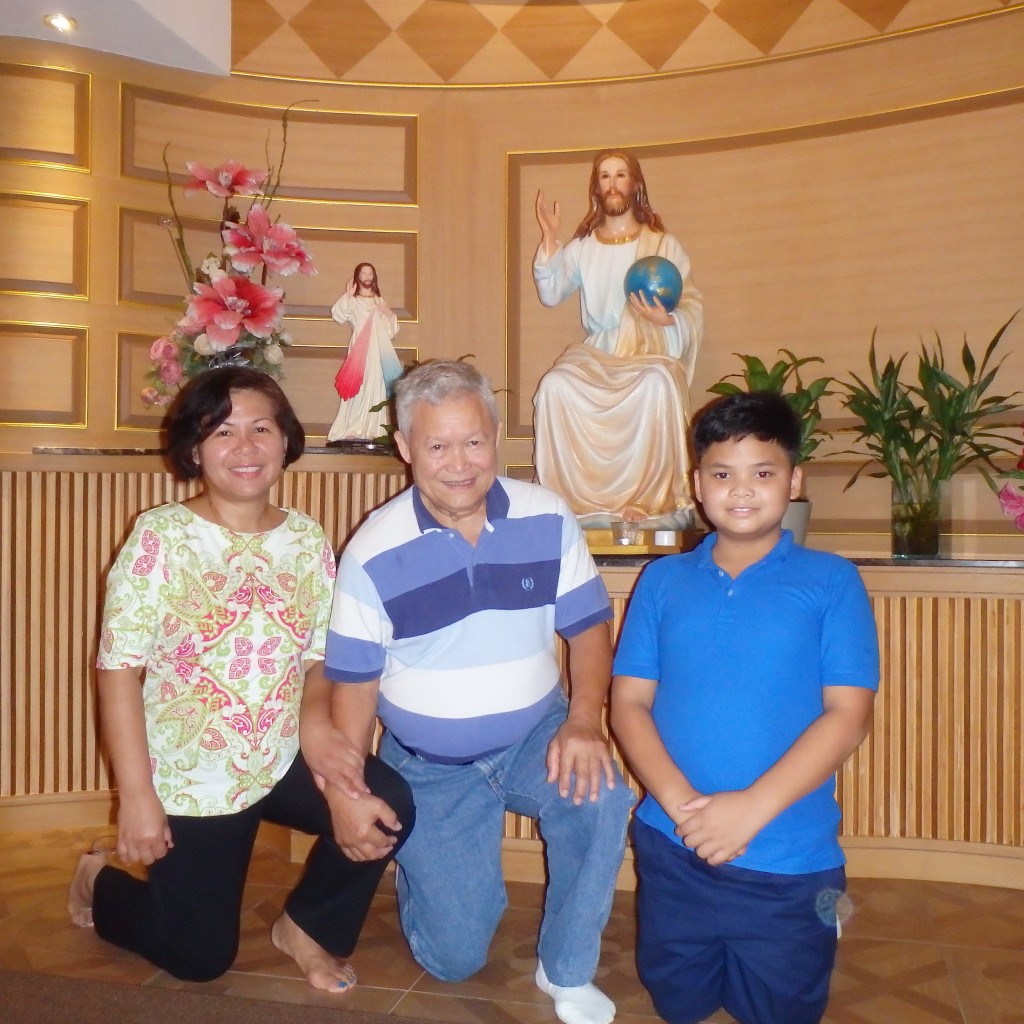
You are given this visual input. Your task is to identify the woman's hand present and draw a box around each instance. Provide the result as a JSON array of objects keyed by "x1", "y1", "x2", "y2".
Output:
[{"x1": 116, "y1": 789, "x2": 173, "y2": 866}]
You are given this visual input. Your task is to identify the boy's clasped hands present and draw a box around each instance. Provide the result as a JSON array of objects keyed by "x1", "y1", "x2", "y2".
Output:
[{"x1": 674, "y1": 790, "x2": 771, "y2": 866}]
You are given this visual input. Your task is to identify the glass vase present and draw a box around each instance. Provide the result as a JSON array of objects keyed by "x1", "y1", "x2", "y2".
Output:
[{"x1": 890, "y1": 474, "x2": 949, "y2": 559}]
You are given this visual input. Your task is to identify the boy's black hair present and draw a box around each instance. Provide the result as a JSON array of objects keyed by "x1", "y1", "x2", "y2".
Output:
[{"x1": 692, "y1": 391, "x2": 801, "y2": 466}]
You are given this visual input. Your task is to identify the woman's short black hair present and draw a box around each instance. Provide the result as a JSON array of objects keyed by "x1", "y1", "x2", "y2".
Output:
[
  {"x1": 692, "y1": 391, "x2": 802, "y2": 467},
  {"x1": 164, "y1": 367, "x2": 305, "y2": 480}
]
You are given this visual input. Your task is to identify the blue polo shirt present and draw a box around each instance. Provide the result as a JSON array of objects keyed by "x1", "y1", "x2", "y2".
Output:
[
  {"x1": 614, "y1": 531, "x2": 879, "y2": 873},
  {"x1": 325, "y1": 478, "x2": 611, "y2": 762}
]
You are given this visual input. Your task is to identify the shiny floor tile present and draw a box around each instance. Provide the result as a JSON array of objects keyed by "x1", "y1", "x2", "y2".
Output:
[{"x1": 2, "y1": 827, "x2": 1022, "y2": 1023}]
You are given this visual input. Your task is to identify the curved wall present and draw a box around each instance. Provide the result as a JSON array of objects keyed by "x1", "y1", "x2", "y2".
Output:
[{"x1": 2, "y1": 7, "x2": 1024, "y2": 559}]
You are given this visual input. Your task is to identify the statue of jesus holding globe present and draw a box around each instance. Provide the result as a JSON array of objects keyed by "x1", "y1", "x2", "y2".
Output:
[{"x1": 533, "y1": 149, "x2": 703, "y2": 527}]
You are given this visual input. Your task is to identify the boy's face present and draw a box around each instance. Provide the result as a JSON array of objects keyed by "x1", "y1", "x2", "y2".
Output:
[{"x1": 694, "y1": 435, "x2": 802, "y2": 547}]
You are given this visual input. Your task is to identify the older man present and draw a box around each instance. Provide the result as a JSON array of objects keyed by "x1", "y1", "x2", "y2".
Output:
[
  {"x1": 319, "y1": 360, "x2": 634, "y2": 1024},
  {"x1": 534, "y1": 149, "x2": 704, "y2": 527}
]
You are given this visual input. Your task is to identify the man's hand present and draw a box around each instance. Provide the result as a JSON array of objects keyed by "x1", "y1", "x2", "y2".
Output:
[
  {"x1": 116, "y1": 790, "x2": 174, "y2": 866},
  {"x1": 300, "y1": 715, "x2": 370, "y2": 800},
  {"x1": 323, "y1": 784, "x2": 403, "y2": 862},
  {"x1": 675, "y1": 791, "x2": 762, "y2": 866},
  {"x1": 546, "y1": 718, "x2": 616, "y2": 805},
  {"x1": 535, "y1": 190, "x2": 561, "y2": 257},
  {"x1": 628, "y1": 291, "x2": 674, "y2": 327}
]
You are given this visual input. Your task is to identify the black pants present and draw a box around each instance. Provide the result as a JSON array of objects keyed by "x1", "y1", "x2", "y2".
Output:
[{"x1": 93, "y1": 753, "x2": 414, "y2": 982}]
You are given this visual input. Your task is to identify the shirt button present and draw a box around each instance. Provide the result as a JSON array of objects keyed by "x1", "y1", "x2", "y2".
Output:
[{"x1": 726, "y1": 589, "x2": 733, "y2": 597}]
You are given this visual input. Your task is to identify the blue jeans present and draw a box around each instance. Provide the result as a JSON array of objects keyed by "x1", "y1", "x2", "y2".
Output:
[{"x1": 379, "y1": 696, "x2": 635, "y2": 986}]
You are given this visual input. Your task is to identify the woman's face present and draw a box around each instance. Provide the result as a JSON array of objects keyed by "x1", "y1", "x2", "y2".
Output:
[{"x1": 194, "y1": 388, "x2": 287, "y2": 503}]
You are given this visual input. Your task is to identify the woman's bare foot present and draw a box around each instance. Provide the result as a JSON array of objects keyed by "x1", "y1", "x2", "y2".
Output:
[
  {"x1": 271, "y1": 912, "x2": 357, "y2": 992},
  {"x1": 67, "y1": 851, "x2": 107, "y2": 927}
]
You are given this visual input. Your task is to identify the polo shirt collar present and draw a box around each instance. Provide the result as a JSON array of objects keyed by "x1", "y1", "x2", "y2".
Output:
[
  {"x1": 696, "y1": 529, "x2": 794, "y2": 572},
  {"x1": 410, "y1": 478, "x2": 510, "y2": 533}
]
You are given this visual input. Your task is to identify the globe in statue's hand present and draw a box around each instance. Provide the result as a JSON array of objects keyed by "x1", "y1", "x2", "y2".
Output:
[{"x1": 624, "y1": 256, "x2": 683, "y2": 313}]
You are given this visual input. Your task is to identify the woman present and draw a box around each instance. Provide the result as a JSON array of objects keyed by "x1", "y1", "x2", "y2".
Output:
[
  {"x1": 327, "y1": 262, "x2": 403, "y2": 442},
  {"x1": 68, "y1": 366, "x2": 413, "y2": 991}
]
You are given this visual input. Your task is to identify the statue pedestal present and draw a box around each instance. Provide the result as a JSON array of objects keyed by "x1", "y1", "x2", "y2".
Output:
[{"x1": 585, "y1": 527, "x2": 703, "y2": 556}]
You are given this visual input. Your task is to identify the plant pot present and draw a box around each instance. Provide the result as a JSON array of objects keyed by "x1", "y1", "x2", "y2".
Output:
[
  {"x1": 891, "y1": 477, "x2": 949, "y2": 558},
  {"x1": 782, "y1": 499, "x2": 811, "y2": 545}
]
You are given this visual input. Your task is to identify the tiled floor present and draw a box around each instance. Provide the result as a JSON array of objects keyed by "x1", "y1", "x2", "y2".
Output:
[{"x1": 2, "y1": 827, "x2": 1024, "y2": 1023}]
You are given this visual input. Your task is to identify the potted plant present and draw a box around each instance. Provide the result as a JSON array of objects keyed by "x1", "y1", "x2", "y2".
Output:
[
  {"x1": 709, "y1": 349, "x2": 834, "y2": 542},
  {"x1": 838, "y1": 314, "x2": 1020, "y2": 558}
]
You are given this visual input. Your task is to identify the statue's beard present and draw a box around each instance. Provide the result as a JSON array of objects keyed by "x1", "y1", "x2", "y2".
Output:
[{"x1": 601, "y1": 191, "x2": 632, "y2": 217}]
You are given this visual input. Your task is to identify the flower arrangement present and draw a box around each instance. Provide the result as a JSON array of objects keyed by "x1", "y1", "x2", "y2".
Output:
[
  {"x1": 141, "y1": 111, "x2": 316, "y2": 406},
  {"x1": 996, "y1": 424, "x2": 1024, "y2": 529}
]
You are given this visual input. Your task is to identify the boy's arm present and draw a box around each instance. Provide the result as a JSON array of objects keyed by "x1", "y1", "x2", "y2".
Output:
[
  {"x1": 678, "y1": 684, "x2": 875, "y2": 866},
  {"x1": 610, "y1": 673, "x2": 702, "y2": 822}
]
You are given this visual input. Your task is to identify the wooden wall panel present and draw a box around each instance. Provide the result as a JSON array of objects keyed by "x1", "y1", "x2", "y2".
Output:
[
  {"x1": 0, "y1": 323, "x2": 87, "y2": 425},
  {"x1": 0, "y1": 63, "x2": 89, "y2": 168},
  {"x1": 0, "y1": 193, "x2": 88, "y2": 297},
  {"x1": 121, "y1": 87, "x2": 417, "y2": 204},
  {"x1": 507, "y1": 93, "x2": 1024, "y2": 441},
  {"x1": 119, "y1": 209, "x2": 418, "y2": 321}
]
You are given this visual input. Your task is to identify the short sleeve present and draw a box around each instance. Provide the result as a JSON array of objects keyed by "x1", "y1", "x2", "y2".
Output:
[{"x1": 96, "y1": 514, "x2": 165, "y2": 668}]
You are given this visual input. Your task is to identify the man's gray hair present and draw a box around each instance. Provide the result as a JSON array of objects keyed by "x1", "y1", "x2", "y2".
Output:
[{"x1": 395, "y1": 360, "x2": 499, "y2": 436}]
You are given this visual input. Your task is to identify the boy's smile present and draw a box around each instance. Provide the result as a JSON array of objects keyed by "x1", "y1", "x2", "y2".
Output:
[{"x1": 694, "y1": 435, "x2": 802, "y2": 556}]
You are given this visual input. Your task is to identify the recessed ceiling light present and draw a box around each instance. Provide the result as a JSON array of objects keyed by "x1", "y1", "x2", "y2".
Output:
[{"x1": 43, "y1": 14, "x2": 78, "y2": 34}]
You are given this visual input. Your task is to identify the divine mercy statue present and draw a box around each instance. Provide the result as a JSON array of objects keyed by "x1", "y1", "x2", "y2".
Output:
[{"x1": 328, "y1": 262, "x2": 402, "y2": 442}]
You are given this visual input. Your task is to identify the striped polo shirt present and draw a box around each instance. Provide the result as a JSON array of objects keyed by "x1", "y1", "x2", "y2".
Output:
[{"x1": 324, "y1": 477, "x2": 612, "y2": 762}]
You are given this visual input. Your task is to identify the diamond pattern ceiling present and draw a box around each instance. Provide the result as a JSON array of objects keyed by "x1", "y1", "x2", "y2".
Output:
[{"x1": 231, "y1": 0, "x2": 1020, "y2": 85}]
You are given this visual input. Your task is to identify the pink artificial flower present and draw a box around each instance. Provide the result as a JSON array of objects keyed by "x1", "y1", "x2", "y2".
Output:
[
  {"x1": 183, "y1": 161, "x2": 268, "y2": 199},
  {"x1": 140, "y1": 386, "x2": 161, "y2": 407},
  {"x1": 149, "y1": 336, "x2": 177, "y2": 361},
  {"x1": 222, "y1": 204, "x2": 317, "y2": 277},
  {"x1": 997, "y1": 482, "x2": 1024, "y2": 530},
  {"x1": 159, "y1": 359, "x2": 184, "y2": 386},
  {"x1": 178, "y1": 275, "x2": 283, "y2": 350}
]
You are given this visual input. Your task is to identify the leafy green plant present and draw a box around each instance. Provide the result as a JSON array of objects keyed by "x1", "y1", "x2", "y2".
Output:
[
  {"x1": 839, "y1": 314, "x2": 1021, "y2": 502},
  {"x1": 709, "y1": 348, "x2": 834, "y2": 463}
]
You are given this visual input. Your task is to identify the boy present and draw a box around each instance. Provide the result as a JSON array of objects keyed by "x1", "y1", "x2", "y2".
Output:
[{"x1": 611, "y1": 391, "x2": 879, "y2": 1024}]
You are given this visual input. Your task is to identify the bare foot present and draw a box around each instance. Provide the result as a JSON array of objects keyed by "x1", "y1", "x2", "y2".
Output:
[
  {"x1": 271, "y1": 912, "x2": 357, "y2": 992},
  {"x1": 67, "y1": 851, "x2": 107, "y2": 927},
  {"x1": 621, "y1": 506, "x2": 647, "y2": 524}
]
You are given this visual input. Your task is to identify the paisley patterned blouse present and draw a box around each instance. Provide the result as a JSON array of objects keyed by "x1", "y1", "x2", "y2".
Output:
[{"x1": 97, "y1": 503, "x2": 336, "y2": 816}]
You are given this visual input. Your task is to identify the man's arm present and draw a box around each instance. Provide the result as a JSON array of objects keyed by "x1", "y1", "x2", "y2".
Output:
[
  {"x1": 610, "y1": 673, "x2": 700, "y2": 821},
  {"x1": 321, "y1": 677, "x2": 404, "y2": 862},
  {"x1": 546, "y1": 621, "x2": 617, "y2": 805},
  {"x1": 299, "y1": 660, "x2": 369, "y2": 799},
  {"x1": 678, "y1": 685, "x2": 875, "y2": 866}
]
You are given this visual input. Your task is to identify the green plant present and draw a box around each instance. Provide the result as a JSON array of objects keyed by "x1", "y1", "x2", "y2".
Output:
[
  {"x1": 839, "y1": 314, "x2": 1021, "y2": 501},
  {"x1": 709, "y1": 348, "x2": 834, "y2": 463}
]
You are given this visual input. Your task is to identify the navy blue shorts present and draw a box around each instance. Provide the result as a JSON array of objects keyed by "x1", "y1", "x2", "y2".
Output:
[{"x1": 633, "y1": 818, "x2": 844, "y2": 1024}]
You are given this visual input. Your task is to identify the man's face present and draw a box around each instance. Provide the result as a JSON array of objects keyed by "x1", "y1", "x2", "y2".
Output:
[
  {"x1": 356, "y1": 266, "x2": 375, "y2": 291},
  {"x1": 395, "y1": 392, "x2": 499, "y2": 529},
  {"x1": 597, "y1": 156, "x2": 634, "y2": 217}
]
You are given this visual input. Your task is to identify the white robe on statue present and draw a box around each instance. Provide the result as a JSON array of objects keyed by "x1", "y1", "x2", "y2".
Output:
[
  {"x1": 328, "y1": 293, "x2": 402, "y2": 442},
  {"x1": 533, "y1": 227, "x2": 703, "y2": 526}
]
